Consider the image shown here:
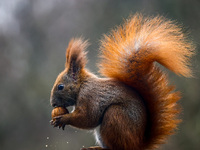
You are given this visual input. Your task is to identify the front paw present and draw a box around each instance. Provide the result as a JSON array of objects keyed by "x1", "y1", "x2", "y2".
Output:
[{"x1": 50, "y1": 115, "x2": 67, "y2": 130}]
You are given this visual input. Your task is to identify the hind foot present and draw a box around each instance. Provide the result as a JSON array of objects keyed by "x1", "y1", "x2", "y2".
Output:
[{"x1": 81, "y1": 146, "x2": 109, "y2": 150}]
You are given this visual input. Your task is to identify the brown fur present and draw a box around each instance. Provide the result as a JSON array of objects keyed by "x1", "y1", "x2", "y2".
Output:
[{"x1": 50, "y1": 14, "x2": 194, "y2": 150}]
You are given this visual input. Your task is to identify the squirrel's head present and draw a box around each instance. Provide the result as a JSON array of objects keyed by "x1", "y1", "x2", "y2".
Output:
[{"x1": 50, "y1": 38, "x2": 89, "y2": 108}]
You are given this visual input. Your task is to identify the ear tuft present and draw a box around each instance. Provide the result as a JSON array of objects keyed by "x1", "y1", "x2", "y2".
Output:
[{"x1": 65, "y1": 38, "x2": 89, "y2": 74}]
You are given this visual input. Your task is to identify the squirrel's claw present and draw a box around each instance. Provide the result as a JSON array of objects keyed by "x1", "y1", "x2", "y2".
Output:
[
  {"x1": 62, "y1": 124, "x2": 65, "y2": 130},
  {"x1": 50, "y1": 116, "x2": 64, "y2": 128},
  {"x1": 50, "y1": 115, "x2": 67, "y2": 130}
]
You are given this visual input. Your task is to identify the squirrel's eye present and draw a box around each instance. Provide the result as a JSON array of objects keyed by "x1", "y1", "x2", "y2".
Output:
[{"x1": 57, "y1": 84, "x2": 64, "y2": 91}]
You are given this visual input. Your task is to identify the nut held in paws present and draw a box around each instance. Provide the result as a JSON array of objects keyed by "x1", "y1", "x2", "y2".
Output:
[{"x1": 51, "y1": 107, "x2": 69, "y2": 120}]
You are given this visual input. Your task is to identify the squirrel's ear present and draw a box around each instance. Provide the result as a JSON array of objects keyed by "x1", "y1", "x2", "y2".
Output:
[{"x1": 65, "y1": 38, "x2": 88, "y2": 77}]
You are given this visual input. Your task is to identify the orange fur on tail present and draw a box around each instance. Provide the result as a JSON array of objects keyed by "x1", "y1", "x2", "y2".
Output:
[{"x1": 99, "y1": 14, "x2": 194, "y2": 149}]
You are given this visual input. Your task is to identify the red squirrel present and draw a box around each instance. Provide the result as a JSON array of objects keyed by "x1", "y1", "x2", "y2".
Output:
[{"x1": 50, "y1": 14, "x2": 194, "y2": 150}]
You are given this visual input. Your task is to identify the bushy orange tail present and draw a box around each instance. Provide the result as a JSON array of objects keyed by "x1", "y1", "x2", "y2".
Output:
[{"x1": 99, "y1": 14, "x2": 194, "y2": 149}]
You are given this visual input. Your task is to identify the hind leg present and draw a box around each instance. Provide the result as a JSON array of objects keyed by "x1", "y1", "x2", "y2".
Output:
[
  {"x1": 99, "y1": 104, "x2": 146, "y2": 150},
  {"x1": 81, "y1": 129, "x2": 110, "y2": 150}
]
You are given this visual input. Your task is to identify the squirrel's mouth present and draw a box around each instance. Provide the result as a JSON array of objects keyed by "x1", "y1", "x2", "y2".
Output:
[
  {"x1": 51, "y1": 97, "x2": 76, "y2": 108},
  {"x1": 52, "y1": 103, "x2": 72, "y2": 108}
]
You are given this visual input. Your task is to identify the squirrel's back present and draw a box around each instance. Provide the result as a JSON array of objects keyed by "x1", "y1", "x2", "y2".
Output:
[{"x1": 98, "y1": 14, "x2": 195, "y2": 149}]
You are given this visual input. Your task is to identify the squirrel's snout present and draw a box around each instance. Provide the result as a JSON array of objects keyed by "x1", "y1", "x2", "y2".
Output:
[
  {"x1": 50, "y1": 97, "x2": 64, "y2": 107},
  {"x1": 50, "y1": 97, "x2": 57, "y2": 107}
]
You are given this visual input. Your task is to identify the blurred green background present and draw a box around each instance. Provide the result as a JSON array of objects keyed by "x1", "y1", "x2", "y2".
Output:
[{"x1": 0, "y1": 0, "x2": 199, "y2": 150}]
